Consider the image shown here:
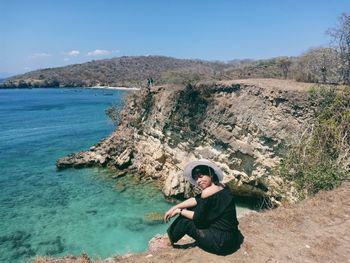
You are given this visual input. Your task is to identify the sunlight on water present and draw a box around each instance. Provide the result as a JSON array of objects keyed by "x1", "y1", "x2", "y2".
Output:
[
  {"x1": 0, "y1": 88, "x2": 172, "y2": 263},
  {"x1": 0, "y1": 88, "x2": 253, "y2": 263}
]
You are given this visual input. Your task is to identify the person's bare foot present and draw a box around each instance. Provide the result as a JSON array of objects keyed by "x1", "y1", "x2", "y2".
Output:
[
  {"x1": 148, "y1": 234, "x2": 173, "y2": 251},
  {"x1": 160, "y1": 236, "x2": 172, "y2": 248}
]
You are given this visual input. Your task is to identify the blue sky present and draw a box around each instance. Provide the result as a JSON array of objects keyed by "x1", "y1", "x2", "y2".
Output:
[{"x1": 0, "y1": 0, "x2": 349, "y2": 78}]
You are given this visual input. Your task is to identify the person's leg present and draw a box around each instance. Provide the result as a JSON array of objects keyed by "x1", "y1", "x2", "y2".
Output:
[
  {"x1": 168, "y1": 218, "x2": 228, "y2": 253},
  {"x1": 167, "y1": 215, "x2": 229, "y2": 254},
  {"x1": 167, "y1": 216, "x2": 215, "y2": 249},
  {"x1": 167, "y1": 216, "x2": 199, "y2": 244}
]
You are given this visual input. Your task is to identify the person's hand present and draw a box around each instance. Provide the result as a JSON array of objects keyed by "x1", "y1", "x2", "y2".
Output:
[
  {"x1": 164, "y1": 207, "x2": 180, "y2": 223},
  {"x1": 164, "y1": 207, "x2": 176, "y2": 222}
]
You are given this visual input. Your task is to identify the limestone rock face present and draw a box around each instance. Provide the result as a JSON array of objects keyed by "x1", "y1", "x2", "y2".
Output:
[
  {"x1": 56, "y1": 151, "x2": 107, "y2": 169},
  {"x1": 116, "y1": 149, "x2": 132, "y2": 169},
  {"x1": 56, "y1": 80, "x2": 315, "y2": 206}
]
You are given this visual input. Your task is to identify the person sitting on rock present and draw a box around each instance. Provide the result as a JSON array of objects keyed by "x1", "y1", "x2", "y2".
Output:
[{"x1": 163, "y1": 159, "x2": 244, "y2": 255}]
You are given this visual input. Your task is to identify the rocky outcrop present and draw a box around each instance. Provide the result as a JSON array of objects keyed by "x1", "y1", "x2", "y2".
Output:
[{"x1": 56, "y1": 79, "x2": 315, "y2": 206}]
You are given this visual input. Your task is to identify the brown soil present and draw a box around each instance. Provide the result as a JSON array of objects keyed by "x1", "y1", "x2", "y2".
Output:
[
  {"x1": 220, "y1": 78, "x2": 316, "y2": 91},
  {"x1": 219, "y1": 78, "x2": 350, "y2": 93},
  {"x1": 34, "y1": 182, "x2": 350, "y2": 263}
]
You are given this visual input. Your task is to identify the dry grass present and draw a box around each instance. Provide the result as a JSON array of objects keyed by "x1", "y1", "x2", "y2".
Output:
[{"x1": 219, "y1": 78, "x2": 316, "y2": 91}]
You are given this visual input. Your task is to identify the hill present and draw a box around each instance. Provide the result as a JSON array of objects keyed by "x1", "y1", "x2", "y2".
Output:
[
  {"x1": 3, "y1": 49, "x2": 343, "y2": 89},
  {"x1": 2, "y1": 56, "x2": 230, "y2": 88},
  {"x1": 2, "y1": 55, "x2": 303, "y2": 89}
]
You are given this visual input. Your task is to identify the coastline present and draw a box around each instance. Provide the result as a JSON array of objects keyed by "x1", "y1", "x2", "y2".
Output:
[
  {"x1": 0, "y1": 86, "x2": 141, "y2": 90},
  {"x1": 87, "y1": 86, "x2": 141, "y2": 91}
]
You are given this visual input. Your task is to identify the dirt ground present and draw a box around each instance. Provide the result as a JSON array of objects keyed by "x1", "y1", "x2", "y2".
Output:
[
  {"x1": 35, "y1": 181, "x2": 350, "y2": 263},
  {"x1": 220, "y1": 78, "x2": 316, "y2": 91}
]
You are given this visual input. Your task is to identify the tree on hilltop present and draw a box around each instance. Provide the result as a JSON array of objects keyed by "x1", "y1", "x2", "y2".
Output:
[
  {"x1": 327, "y1": 13, "x2": 350, "y2": 84},
  {"x1": 293, "y1": 48, "x2": 339, "y2": 83},
  {"x1": 277, "y1": 57, "x2": 292, "y2": 79}
]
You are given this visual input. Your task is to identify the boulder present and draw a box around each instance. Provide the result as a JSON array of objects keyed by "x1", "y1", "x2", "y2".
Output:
[{"x1": 116, "y1": 149, "x2": 132, "y2": 169}]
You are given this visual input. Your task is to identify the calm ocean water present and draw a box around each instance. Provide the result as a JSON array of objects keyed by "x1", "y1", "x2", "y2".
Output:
[
  {"x1": 0, "y1": 88, "x2": 253, "y2": 263},
  {"x1": 0, "y1": 88, "x2": 172, "y2": 263}
]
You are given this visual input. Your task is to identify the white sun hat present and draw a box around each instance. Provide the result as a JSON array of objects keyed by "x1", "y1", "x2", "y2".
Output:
[{"x1": 183, "y1": 159, "x2": 224, "y2": 186}]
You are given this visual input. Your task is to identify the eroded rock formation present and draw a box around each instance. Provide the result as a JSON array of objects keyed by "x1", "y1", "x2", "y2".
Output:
[{"x1": 56, "y1": 79, "x2": 315, "y2": 206}]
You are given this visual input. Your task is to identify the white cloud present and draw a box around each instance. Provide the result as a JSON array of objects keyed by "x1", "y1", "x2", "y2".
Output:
[
  {"x1": 30, "y1": 52, "x2": 51, "y2": 59},
  {"x1": 87, "y1": 49, "x2": 111, "y2": 56},
  {"x1": 65, "y1": 50, "x2": 80, "y2": 57}
]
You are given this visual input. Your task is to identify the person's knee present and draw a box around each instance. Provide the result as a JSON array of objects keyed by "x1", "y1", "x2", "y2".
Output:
[
  {"x1": 180, "y1": 217, "x2": 195, "y2": 229},
  {"x1": 167, "y1": 216, "x2": 193, "y2": 242}
]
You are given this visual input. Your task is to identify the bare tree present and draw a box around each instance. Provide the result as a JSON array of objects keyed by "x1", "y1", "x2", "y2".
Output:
[
  {"x1": 277, "y1": 57, "x2": 292, "y2": 79},
  {"x1": 293, "y1": 47, "x2": 339, "y2": 83},
  {"x1": 327, "y1": 13, "x2": 350, "y2": 84}
]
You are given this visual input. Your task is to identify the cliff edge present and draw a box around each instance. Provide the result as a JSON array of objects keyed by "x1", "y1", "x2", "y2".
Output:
[
  {"x1": 34, "y1": 181, "x2": 350, "y2": 262},
  {"x1": 56, "y1": 79, "x2": 317, "y2": 206}
]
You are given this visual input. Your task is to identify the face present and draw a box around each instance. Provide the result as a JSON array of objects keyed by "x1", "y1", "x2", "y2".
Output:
[{"x1": 195, "y1": 174, "x2": 213, "y2": 189}]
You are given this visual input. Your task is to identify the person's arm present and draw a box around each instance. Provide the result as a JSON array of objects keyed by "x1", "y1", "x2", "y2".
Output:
[
  {"x1": 164, "y1": 207, "x2": 195, "y2": 222},
  {"x1": 175, "y1": 197, "x2": 197, "y2": 209},
  {"x1": 164, "y1": 197, "x2": 197, "y2": 222},
  {"x1": 178, "y1": 208, "x2": 194, "y2": 220}
]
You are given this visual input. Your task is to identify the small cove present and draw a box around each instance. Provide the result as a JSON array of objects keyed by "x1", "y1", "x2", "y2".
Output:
[{"x1": 0, "y1": 88, "x2": 254, "y2": 263}]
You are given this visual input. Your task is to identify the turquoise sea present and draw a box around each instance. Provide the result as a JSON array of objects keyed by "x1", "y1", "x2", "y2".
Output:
[
  {"x1": 0, "y1": 88, "x2": 253, "y2": 263},
  {"x1": 0, "y1": 88, "x2": 172, "y2": 263}
]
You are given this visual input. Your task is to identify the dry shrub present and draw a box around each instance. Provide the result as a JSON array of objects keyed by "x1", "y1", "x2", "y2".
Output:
[{"x1": 276, "y1": 86, "x2": 350, "y2": 199}]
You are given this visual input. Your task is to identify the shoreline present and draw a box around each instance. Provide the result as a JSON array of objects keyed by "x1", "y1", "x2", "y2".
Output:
[
  {"x1": 86, "y1": 86, "x2": 141, "y2": 91},
  {"x1": 0, "y1": 86, "x2": 141, "y2": 90}
]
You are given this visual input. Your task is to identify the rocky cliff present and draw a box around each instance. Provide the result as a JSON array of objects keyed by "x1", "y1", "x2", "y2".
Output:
[{"x1": 56, "y1": 79, "x2": 315, "y2": 206}]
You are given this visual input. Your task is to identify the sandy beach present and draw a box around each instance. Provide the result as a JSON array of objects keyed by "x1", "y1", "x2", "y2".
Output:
[{"x1": 88, "y1": 86, "x2": 141, "y2": 91}]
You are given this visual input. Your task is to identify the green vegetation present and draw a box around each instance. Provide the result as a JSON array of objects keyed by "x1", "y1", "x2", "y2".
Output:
[{"x1": 276, "y1": 86, "x2": 350, "y2": 198}]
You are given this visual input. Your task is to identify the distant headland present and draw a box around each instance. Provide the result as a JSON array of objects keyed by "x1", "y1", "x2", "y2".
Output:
[{"x1": 1, "y1": 49, "x2": 346, "y2": 89}]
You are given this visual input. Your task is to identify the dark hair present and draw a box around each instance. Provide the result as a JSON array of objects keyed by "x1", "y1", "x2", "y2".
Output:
[{"x1": 191, "y1": 165, "x2": 219, "y2": 184}]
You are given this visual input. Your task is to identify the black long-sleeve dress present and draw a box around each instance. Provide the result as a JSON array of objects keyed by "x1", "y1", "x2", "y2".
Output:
[{"x1": 167, "y1": 186, "x2": 243, "y2": 255}]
